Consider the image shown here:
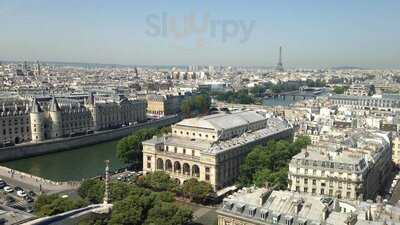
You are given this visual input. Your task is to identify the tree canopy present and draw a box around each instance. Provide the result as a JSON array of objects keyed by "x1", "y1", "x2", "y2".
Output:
[
  {"x1": 182, "y1": 178, "x2": 213, "y2": 203},
  {"x1": 333, "y1": 86, "x2": 349, "y2": 94},
  {"x1": 137, "y1": 171, "x2": 179, "y2": 192},
  {"x1": 180, "y1": 94, "x2": 211, "y2": 116},
  {"x1": 116, "y1": 128, "x2": 163, "y2": 164},
  {"x1": 34, "y1": 194, "x2": 88, "y2": 217},
  {"x1": 238, "y1": 135, "x2": 311, "y2": 189},
  {"x1": 77, "y1": 180, "x2": 192, "y2": 225}
]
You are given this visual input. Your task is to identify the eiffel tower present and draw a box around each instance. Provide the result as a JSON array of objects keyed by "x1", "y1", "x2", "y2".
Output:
[{"x1": 276, "y1": 46, "x2": 284, "y2": 72}]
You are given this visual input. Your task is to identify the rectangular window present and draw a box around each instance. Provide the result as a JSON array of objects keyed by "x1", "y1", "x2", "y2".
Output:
[
  {"x1": 206, "y1": 167, "x2": 210, "y2": 173},
  {"x1": 147, "y1": 163, "x2": 151, "y2": 168},
  {"x1": 206, "y1": 174, "x2": 210, "y2": 181}
]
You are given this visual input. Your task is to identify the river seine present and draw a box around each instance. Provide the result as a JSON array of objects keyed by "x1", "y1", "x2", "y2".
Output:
[{"x1": 1, "y1": 140, "x2": 126, "y2": 182}]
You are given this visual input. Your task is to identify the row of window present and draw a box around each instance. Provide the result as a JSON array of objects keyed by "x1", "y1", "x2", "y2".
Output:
[
  {"x1": 295, "y1": 177, "x2": 353, "y2": 189},
  {"x1": 2, "y1": 127, "x2": 30, "y2": 135},
  {"x1": 295, "y1": 186, "x2": 352, "y2": 198},
  {"x1": 296, "y1": 167, "x2": 355, "y2": 177},
  {"x1": 174, "y1": 130, "x2": 216, "y2": 139}
]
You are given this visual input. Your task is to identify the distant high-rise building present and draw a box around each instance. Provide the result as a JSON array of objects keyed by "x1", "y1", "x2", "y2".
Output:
[
  {"x1": 36, "y1": 60, "x2": 41, "y2": 76},
  {"x1": 134, "y1": 67, "x2": 139, "y2": 78},
  {"x1": 23, "y1": 61, "x2": 28, "y2": 71},
  {"x1": 276, "y1": 46, "x2": 284, "y2": 72}
]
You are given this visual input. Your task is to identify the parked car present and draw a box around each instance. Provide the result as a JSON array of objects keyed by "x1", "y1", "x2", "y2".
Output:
[
  {"x1": 17, "y1": 190, "x2": 27, "y2": 197},
  {"x1": 14, "y1": 186, "x2": 23, "y2": 192},
  {"x1": 28, "y1": 191, "x2": 36, "y2": 197},
  {"x1": 0, "y1": 181, "x2": 6, "y2": 188},
  {"x1": 3, "y1": 186, "x2": 13, "y2": 193},
  {"x1": 5, "y1": 196, "x2": 15, "y2": 204},
  {"x1": 25, "y1": 207, "x2": 33, "y2": 213},
  {"x1": 24, "y1": 196, "x2": 34, "y2": 203}
]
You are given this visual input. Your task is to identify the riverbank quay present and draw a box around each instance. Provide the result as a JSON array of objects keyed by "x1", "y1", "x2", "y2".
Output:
[
  {"x1": 0, "y1": 115, "x2": 181, "y2": 162},
  {"x1": 0, "y1": 165, "x2": 78, "y2": 194}
]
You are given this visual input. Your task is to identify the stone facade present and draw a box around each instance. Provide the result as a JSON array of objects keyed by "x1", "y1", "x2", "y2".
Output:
[
  {"x1": 288, "y1": 131, "x2": 392, "y2": 201},
  {"x1": 142, "y1": 111, "x2": 293, "y2": 190},
  {"x1": 329, "y1": 94, "x2": 400, "y2": 111},
  {"x1": 0, "y1": 101, "x2": 31, "y2": 145},
  {"x1": 345, "y1": 84, "x2": 373, "y2": 96},
  {"x1": 1, "y1": 94, "x2": 147, "y2": 144},
  {"x1": 146, "y1": 92, "x2": 197, "y2": 116},
  {"x1": 393, "y1": 135, "x2": 400, "y2": 166}
]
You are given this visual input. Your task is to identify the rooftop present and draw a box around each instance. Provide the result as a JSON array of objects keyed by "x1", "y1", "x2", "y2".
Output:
[{"x1": 175, "y1": 111, "x2": 267, "y2": 132}]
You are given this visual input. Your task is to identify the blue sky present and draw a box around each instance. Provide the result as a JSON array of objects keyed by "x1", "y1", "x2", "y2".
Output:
[{"x1": 0, "y1": 0, "x2": 399, "y2": 68}]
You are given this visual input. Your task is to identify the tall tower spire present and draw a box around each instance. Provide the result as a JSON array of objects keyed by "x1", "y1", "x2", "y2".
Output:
[
  {"x1": 276, "y1": 46, "x2": 284, "y2": 72},
  {"x1": 103, "y1": 160, "x2": 110, "y2": 205},
  {"x1": 37, "y1": 60, "x2": 41, "y2": 76}
]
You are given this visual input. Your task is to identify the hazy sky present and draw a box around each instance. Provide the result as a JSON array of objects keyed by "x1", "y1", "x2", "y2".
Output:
[{"x1": 0, "y1": 0, "x2": 399, "y2": 68}]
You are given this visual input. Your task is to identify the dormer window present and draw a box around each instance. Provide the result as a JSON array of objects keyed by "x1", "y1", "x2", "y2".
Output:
[
  {"x1": 261, "y1": 210, "x2": 269, "y2": 220},
  {"x1": 235, "y1": 204, "x2": 245, "y2": 213},
  {"x1": 248, "y1": 207, "x2": 256, "y2": 216},
  {"x1": 285, "y1": 216, "x2": 293, "y2": 225},
  {"x1": 272, "y1": 214, "x2": 281, "y2": 224}
]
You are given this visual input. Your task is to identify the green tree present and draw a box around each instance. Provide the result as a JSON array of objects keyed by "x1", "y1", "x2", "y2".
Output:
[
  {"x1": 109, "y1": 194, "x2": 162, "y2": 225},
  {"x1": 180, "y1": 99, "x2": 193, "y2": 115},
  {"x1": 34, "y1": 195, "x2": 88, "y2": 217},
  {"x1": 78, "y1": 179, "x2": 104, "y2": 204},
  {"x1": 145, "y1": 202, "x2": 193, "y2": 225},
  {"x1": 78, "y1": 214, "x2": 108, "y2": 225},
  {"x1": 182, "y1": 178, "x2": 213, "y2": 203},
  {"x1": 138, "y1": 171, "x2": 178, "y2": 192},
  {"x1": 160, "y1": 126, "x2": 172, "y2": 134},
  {"x1": 333, "y1": 86, "x2": 348, "y2": 94},
  {"x1": 116, "y1": 128, "x2": 160, "y2": 164},
  {"x1": 238, "y1": 136, "x2": 311, "y2": 188}
]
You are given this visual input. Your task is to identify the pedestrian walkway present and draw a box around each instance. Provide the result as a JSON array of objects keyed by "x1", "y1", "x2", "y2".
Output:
[{"x1": 0, "y1": 166, "x2": 79, "y2": 194}]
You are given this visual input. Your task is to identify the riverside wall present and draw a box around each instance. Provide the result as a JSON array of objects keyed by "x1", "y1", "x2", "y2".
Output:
[{"x1": 0, "y1": 115, "x2": 181, "y2": 162}]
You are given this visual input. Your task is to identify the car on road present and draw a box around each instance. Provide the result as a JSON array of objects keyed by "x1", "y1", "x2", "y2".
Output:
[
  {"x1": 0, "y1": 182, "x2": 6, "y2": 188},
  {"x1": 14, "y1": 186, "x2": 23, "y2": 192},
  {"x1": 28, "y1": 191, "x2": 36, "y2": 197},
  {"x1": 10, "y1": 204, "x2": 26, "y2": 212},
  {"x1": 25, "y1": 207, "x2": 33, "y2": 213},
  {"x1": 17, "y1": 190, "x2": 27, "y2": 197},
  {"x1": 3, "y1": 186, "x2": 13, "y2": 193},
  {"x1": 24, "y1": 196, "x2": 34, "y2": 203},
  {"x1": 5, "y1": 196, "x2": 15, "y2": 204}
]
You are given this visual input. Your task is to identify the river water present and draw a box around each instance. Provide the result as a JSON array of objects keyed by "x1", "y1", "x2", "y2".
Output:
[{"x1": 1, "y1": 140, "x2": 126, "y2": 182}]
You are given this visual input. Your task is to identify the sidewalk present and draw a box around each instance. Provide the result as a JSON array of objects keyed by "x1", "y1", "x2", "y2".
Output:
[{"x1": 0, "y1": 166, "x2": 79, "y2": 194}]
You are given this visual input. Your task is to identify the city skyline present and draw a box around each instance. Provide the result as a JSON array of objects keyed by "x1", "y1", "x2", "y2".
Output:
[{"x1": 0, "y1": 0, "x2": 399, "y2": 68}]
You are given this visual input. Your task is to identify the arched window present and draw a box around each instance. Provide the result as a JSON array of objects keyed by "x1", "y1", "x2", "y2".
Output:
[
  {"x1": 183, "y1": 163, "x2": 190, "y2": 175},
  {"x1": 174, "y1": 161, "x2": 181, "y2": 173},
  {"x1": 165, "y1": 159, "x2": 173, "y2": 172},
  {"x1": 156, "y1": 158, "x2": 164, "y2": 170},
  {"x1": 192, "y1": 165, "x2": 200, "y2": 177}
]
